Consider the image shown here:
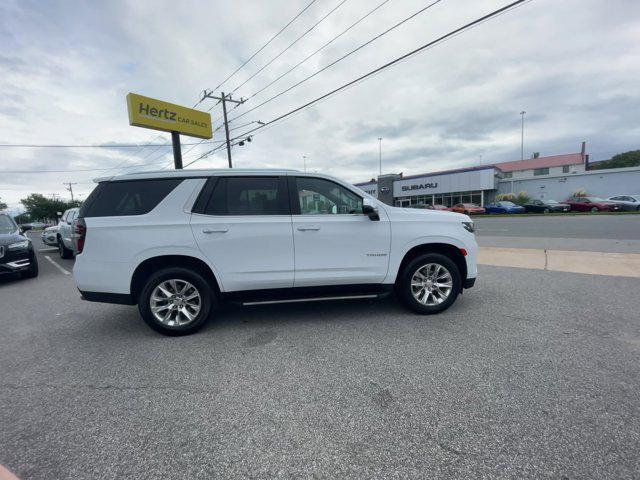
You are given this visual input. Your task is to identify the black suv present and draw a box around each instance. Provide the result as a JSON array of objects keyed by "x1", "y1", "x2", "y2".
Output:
[{"x1": 0, "y1": 214, "x2": 38, "y2": 279}]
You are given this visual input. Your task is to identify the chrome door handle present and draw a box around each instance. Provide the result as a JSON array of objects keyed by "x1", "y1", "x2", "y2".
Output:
[
  {"x1": 297, "y1": 226, "x2": 320, "y2": 231},
  {"x1": 202, "y1": 228, "x2": 229, "y2": 234}
]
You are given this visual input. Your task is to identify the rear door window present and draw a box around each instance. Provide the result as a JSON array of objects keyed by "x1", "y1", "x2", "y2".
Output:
[
  {"x1": 80, "y1": 179, "x2": 183, "y2": 217},
  {"x1": 202, "y1": 177, "x2": 289, "y2": 216}
]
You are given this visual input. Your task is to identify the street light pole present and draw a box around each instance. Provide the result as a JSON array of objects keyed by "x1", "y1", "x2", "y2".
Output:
[
  {"x1": 520, "y1": 110, "x2": 526, "y2": 161},
  {"x1": 378, "y1": 137, "x2": 382, "y2": 176}
]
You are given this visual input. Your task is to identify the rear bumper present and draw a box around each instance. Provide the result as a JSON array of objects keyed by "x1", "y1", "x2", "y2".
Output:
[{"x1": 79, "y1": 290, "x2": 136, "y2": 305}]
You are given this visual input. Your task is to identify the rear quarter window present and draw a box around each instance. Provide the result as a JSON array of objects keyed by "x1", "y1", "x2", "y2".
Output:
[{"x1": 80, "y1": 179, "x2": 183, "y2": 217}]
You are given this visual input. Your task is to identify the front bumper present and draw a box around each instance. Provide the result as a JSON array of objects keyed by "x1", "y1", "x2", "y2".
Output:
[
  {"x1": 0, "y1": 257, "x2": 32, "y2": 274},
  {"x1": 42, "y1": 234, "x2": 58, "y2": 246}
]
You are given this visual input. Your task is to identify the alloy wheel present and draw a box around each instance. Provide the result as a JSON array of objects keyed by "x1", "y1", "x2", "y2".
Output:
[
  {"x1": 150, "y1": 279, "x2": 201, "y2": 326},
  {"x1": 410, "y1": 263, "x2": 453, "y2": 306}
]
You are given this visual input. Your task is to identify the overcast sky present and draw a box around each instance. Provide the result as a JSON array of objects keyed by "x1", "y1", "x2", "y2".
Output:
[{"x1": 1, "y1": 0, "x2": 639, "y2": 212}]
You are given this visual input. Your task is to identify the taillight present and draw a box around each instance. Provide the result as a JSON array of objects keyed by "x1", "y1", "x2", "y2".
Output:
[{"x1": 75, "y1": 218, "x2": 87, "y2": 254}]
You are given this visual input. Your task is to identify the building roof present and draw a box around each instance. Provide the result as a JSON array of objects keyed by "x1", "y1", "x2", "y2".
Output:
[{"x1": 493, "y1": 152, "x2": 584, "y2": 172}]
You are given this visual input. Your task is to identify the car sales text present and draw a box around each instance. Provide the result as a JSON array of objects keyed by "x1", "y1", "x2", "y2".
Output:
[{"x1": 138, "y1": 102, "x2": 208, "y2": 129}]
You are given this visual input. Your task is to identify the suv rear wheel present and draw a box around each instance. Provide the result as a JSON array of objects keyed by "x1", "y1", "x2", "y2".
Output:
[
  {"x1": 138, "y1": 267, "x2": 215, "y2": 336},
  {"x1": 398, "y1": 253, "x2": 462, "y2": 314}
]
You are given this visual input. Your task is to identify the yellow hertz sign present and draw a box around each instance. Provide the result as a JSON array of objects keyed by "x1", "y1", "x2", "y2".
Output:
[{"x1": 126, "y1": 93, "x2": 212, "y2": 139}]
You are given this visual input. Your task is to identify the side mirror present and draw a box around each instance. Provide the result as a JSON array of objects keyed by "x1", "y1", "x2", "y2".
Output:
[{"x1": 363, "y1": 199, "x2": 380, "y2": 221}]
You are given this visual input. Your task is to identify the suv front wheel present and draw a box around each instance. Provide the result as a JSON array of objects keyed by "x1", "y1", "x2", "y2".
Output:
[
  {"x1": 138, "y1": 267, "x2": 215, "y2": 336},
  {"x1": 398, "y1": 253, "x2": 462, "y2": 314},
  {"x1": 58, "y1": 237, "x2": 73, "y2": 259}
]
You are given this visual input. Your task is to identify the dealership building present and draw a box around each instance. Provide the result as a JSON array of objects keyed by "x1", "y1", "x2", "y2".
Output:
[{"x1": 355, "y1": 143, "x2": 640, "y2": 207}]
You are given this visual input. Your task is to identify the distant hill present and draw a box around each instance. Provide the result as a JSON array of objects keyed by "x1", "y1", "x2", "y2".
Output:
[{"x1": 588, "y1": 150, "x2": 640, "y2": 170}]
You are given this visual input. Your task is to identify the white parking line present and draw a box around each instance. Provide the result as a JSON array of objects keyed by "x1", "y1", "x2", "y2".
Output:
[{"x1": 44, "y1": 255, "x2": 71, "y2": 275}]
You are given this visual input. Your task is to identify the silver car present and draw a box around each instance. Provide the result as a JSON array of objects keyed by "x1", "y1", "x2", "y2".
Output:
[
  {"x1": 607, "y1": 195, "x2": 640, "y2": 211},
  {"x1": 41, "y1": 225, "x2": 59, "y2": 246},
  {"x1": 57, "y1": 207, "x2": 79, "y2": 258}
]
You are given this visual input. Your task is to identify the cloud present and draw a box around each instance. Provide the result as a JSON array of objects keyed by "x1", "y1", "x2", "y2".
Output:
[{"x1": 1, "y1": 0, "x2": 639, "y2": 209}]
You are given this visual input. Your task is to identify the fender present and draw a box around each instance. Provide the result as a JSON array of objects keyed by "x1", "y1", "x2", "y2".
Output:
[
  {"x1": 132, "y1": 245, "x2": 226, "y2": 291},
  {"x1": 383, "y1": 235, "x2": 470, "y2": 284}
]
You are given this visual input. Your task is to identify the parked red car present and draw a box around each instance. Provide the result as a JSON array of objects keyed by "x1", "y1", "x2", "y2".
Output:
[
  {"x1": 452, "y1": 203, "x2": 486, "y2": 215},
  {"x1": 565, "y1": 196, "x2": 621, "y2": 212}
]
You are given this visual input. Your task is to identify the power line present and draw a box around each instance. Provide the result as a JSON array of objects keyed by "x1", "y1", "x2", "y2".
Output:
[
  {"x1": 246, "y1": 0, "x2": 390, "y2": 102},
  {"x1": 193, "y1": 0, "x2": 318, "y2": 108},
  {"x1": 230, "y1": 0, "x2": 443, "y2": 122},
  {"x1": 229, "y1": 0, "x2": 351, "y2": 95},
  {"x1": 191, "y1": 0, "x2": 532, "y2": 166},
  {"x1": 0, "y1": 140, "x2": 221, "y2": 148},
  {"x1": 0, "y1": 160, "x2": 171, "y2": 174}
]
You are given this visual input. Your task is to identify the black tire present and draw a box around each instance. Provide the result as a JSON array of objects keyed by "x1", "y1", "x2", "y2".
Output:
[
  {"x1": 463, "y1": 210, "x2": 469, "y2": 215},
  {"x1": 21, "y1": 254, "x2": 39, "y2": 279},
  {"x1": 543, "y1": 208, "x2": 550, "y2": 214},
  {"x1": 590, "y1": 206, "x2": 598, "y2": 213},
  {"x1": 138, "y1": 267, "x2": 215, "y2": 336},
  {"x1": 398, "y1": 253, "x2": 462, "y2": 315},
  {"x1": 58, "y1": 237, "x2": 73, "y2": 259}
]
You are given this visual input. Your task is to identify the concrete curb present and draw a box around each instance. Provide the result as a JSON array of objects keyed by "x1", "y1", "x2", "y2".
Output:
[{"x1": 478, "y1": 247, "x2": 640, "y2": 278}]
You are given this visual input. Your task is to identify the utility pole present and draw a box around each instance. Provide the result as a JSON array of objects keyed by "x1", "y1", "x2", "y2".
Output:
[
  {"x1": 63, "y1": 182, "x2": 77, "y2": 201},
  {"x1": 303, "y1": 155, "x2": 307, "y2": 172},
  {"x1": 520, "y1": 111, "x2": 526, "y2": 161},
  {"x1": 203, "y1": 91, "x2": 245, "y2": 168},
  {"x1": 378, "y1": 137, "x2": 382, "y2": 176}
]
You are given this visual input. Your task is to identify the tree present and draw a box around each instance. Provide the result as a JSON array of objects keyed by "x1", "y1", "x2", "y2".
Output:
[
  {"x1": 0, "y1": 197, "x2": 7, "y2": 211},
  {"x1": 19, "y1": 194, "x2": 81, "y2": 222},
  {"x1": 589, "y1": 150, "x2": 640, "y2": 170}
]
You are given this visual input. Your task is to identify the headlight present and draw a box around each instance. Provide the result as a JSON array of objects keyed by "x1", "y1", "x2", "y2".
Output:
[
  {"x1": 8, "y1": 240, "x2": 30, "y2": 250},
  {"x1": 462, "y1": 221, "x2": 474, "y2": 233}
]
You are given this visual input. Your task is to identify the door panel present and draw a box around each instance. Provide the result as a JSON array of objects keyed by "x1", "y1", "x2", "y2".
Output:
[
  {"x1": 290, "y1": 176, "x2": 391, "y2": 287},
  {"x1": 190, "y1": 176, "x2": 294, "y2": 292},
  {"x1": 191, "y1": 214, "x2": 294, "y2": 291},
  {"x1": 292, "y1": 214, "x2": 391, "y2": 286}
]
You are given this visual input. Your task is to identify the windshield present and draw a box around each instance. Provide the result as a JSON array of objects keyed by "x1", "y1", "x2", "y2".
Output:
[
  {"x1": 586, "y1": 197, "x2": 606, "y2": 202},
  {"x1": 498, "y1": 201, "x2": 516, "y2": 206},
  {"x1": 0, "y1": 215, "x2": 17, "y2": 233},
  {"x1": 546, "y1": 200, "x2": 559, "y2": 204}
]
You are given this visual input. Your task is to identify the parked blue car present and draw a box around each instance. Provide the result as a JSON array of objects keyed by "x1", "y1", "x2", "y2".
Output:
[{"x1": 484, "y1": 201, "x2": 526, "y2": 214}]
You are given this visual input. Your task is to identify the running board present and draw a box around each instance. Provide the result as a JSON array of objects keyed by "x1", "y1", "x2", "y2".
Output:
[{"x1": 242, "y1": 294, "x2": 380, "y2": 306}]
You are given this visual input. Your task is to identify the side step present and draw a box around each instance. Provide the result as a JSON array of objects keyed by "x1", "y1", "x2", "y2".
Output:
[{"x1": 242, "y1": 294, "x2": 379, "y2": 306}]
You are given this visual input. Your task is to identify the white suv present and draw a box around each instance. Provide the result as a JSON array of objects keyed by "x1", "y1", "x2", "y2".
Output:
[{"x1": 73, "y1": 169, "x2": 477, "y2": 335}]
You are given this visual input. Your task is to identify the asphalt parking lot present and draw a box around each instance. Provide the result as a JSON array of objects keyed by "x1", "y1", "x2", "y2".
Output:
[{"x1": 1, "y1": 225, "x2": 639, "y2": 479}]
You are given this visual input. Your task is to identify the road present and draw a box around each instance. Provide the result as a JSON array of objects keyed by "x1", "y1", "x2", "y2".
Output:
[
  {"x1": 1, "y1": 232, "x2": 639, "y2": 479},
  {"x1": 475, "y1": 214, "x2": 640, "y2": 252}
]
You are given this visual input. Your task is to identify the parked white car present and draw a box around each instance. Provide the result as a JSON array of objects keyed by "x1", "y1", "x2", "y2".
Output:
[
  {"x1": 41, "y1": 225, "x2": 59, "y2": 247},
  {"x1": 73, "y1": 170, "x2": 478, "y2": 335},
  {"x1": 607, "y1": 195, "x2": 640, "y2": 211}
]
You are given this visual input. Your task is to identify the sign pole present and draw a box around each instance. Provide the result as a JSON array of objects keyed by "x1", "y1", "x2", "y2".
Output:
[{"x1": 171, "y1": 131, "x2": 183, "y2": 169}]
